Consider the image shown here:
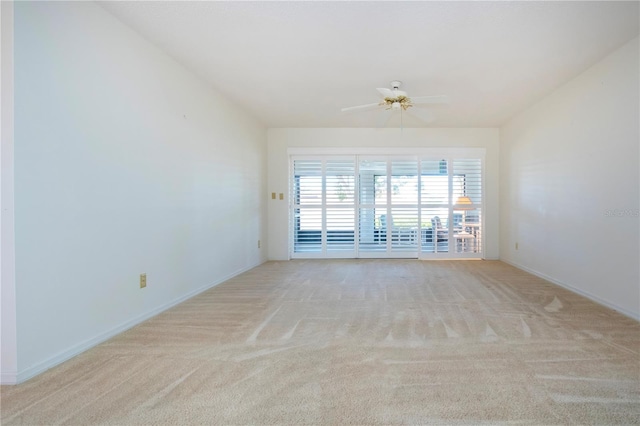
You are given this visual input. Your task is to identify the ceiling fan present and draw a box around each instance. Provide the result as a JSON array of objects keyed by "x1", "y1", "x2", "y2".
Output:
[{"x1": 341, "y1": 80, "x2": 448, "y2": 125}]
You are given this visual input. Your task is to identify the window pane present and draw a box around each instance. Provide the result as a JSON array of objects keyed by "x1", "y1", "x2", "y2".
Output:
[
  {"x1": 326, "y1": 159, "x2": 355, "y2": 204},
  {"x1": 293, "y1": 207, "x2": 321, "y2": 252},
  {"x1": 421, "y1": 159, "x2": 449, "y2": 205},
  {"x1": 294, "y1": 160, "x2": 322, "y2": 205},
  {"x1": 391, "y1": 160, "x2": 418, "y2": 204},
  {"x1": 453, "y1": 159, "x2": 482, "y2": 204},
  {"x1": 358, "y1": 207, "x2": 387, "y2": 252},
  {"x1": 293, "y1": 160, "x2": 323, "y2": 253},
  {"x1": 421, "y1": 209, "x2": 450, "y2": 253},
  {"x1": 327, "y1": 207, "x2": 355, "y2": 251},
  {"x1": 390, "y1": 208, "x2": 419, "y2": 250},
  {"x1": 359, "y1": 159, "x2": 387, "y2": 206}
]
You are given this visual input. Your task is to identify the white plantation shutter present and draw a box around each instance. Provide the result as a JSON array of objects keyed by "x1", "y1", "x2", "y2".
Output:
[
  {"x1": 420, "y1": 159, "x2": 451, "y2": 253},
  {"x1": 325, "y1": 159, "x2": 356, "y2": 253},
  {"x1": 452, "y1": 159, "x2": 482, "y2": 254},
  {"x1": 293, "y1": 160, "x2": 322, "y2": 253},
  {"x1": 292, "y1": 158, "x2": 356, "y2": 257},
  {"x1": 391, "y1": 160, "x2": 418, "y2": 204},
  {"x1": 420, "y1": 159, "x2": 449, "y2": 205},
  {"x1": 291, "y1": 153, "x2": 482, "y2": 258},
  {"x1": 389, "y1": 160, "x2": 419, "y2": 252},
  {"x1": 358, "y1": 159, "x2": 388, "y2": 254},
  {"x1": 452, "y1": 159, "x2": 482, "y2": 205}
]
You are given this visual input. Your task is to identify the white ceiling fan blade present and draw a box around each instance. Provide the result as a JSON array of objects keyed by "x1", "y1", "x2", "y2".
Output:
[
  {"x1": 405, "y1": 107, "x2": 435, "y2": 123},
  {"x1": 376, "y1": 88, "x2": 395, "y2": 98},
  {"x1": 411, "y1": 95, "x2": 450, "y2": 105},
  {"x1": 377, "y1": 87, "x2": 408, "y2": 98},
  {"x1": 341, "y1": 103, "x2": 381, "y2": 113}
]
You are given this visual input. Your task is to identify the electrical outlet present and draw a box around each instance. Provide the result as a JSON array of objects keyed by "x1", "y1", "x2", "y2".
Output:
[
  {"x1": 258, "y1": 240, "x2": 261, "y2": 248},
  {"x1": 140, "y1": 273, "x2": 147, "y2": 288}
]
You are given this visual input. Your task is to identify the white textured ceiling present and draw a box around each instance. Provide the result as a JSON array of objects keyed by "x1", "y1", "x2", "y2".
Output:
[{"x1": 99, "y1": 1, "x2": 639, "y2": 128}]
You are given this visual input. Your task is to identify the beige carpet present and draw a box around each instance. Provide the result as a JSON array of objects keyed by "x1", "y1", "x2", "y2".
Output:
[{"x1": 2, "y1": 260, "x2": 639, "y2": 425}]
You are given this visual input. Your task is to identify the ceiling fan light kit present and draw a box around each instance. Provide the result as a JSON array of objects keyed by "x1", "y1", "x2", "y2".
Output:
[{"x1": 382, "y1": 95, "x2": 411, "y2": 111}]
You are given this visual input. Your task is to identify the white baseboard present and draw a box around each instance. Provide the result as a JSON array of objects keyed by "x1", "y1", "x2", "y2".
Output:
[
  {"x1": 1, "y1": 370, "x2": 18, "y2": 385},
  {"x1": 501, "y1": 258, "x2": 640, "y2": 322},
  {"x1": 7, "y1": 261, "x2": 265, "y2": 385}
]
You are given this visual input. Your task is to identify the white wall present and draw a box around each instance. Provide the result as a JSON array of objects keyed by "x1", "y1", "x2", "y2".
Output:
[
  {"x1": 1, "y1": 0, "x2": 18, "y2": 384},
  {"x1": 7, "y1": 1, "x2": 267, "y2": 383},
  {"x1": 500, "y1": 37, "x2": 639, "y2": 319},
  {"x1": 267, "y1": 128, "x2": 500, "y2": 260}
]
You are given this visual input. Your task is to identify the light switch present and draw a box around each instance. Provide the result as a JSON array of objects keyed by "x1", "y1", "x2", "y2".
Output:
[
  {"x1": 279, "y1": 193, "x2": 284, "y2": 200},
  {"x1": 271, "y1": 192, "x2": 276, "y2": 199}
]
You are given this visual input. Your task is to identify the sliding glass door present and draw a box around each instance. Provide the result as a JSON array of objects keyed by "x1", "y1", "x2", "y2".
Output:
[{"x1": 291, "y1": 153, "x2": 483, "y2": 259}]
